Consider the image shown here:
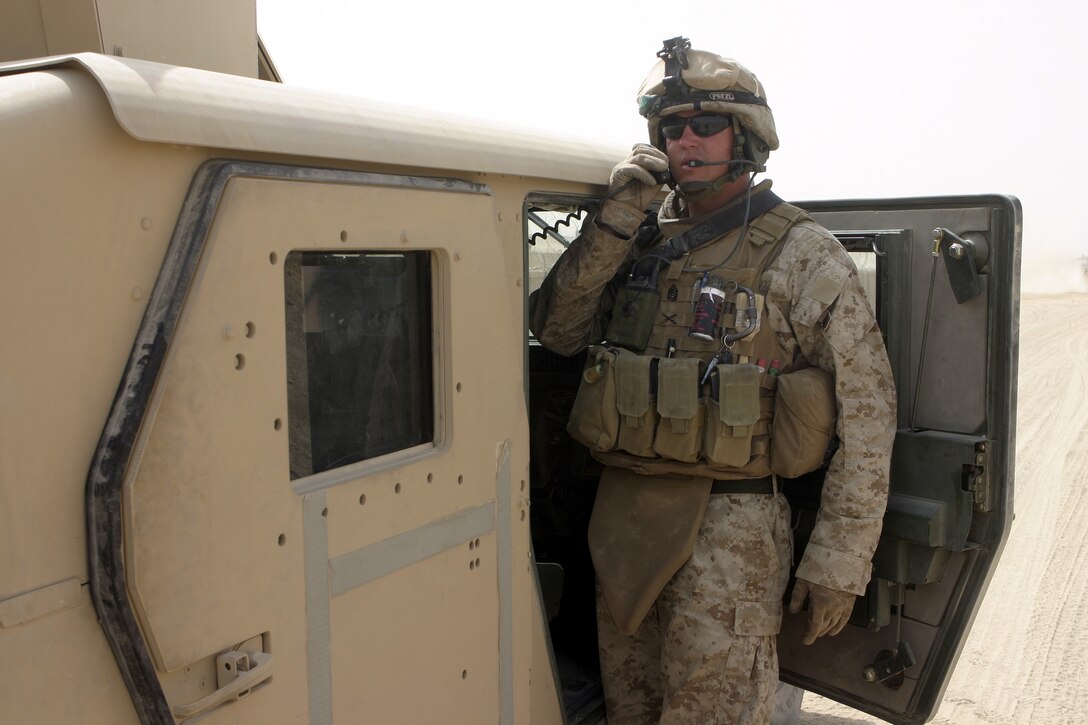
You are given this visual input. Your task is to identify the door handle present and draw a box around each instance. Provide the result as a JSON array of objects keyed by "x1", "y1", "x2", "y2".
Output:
[{"x1": 171, "y1": 651, "x2": 274, "y2": 720}]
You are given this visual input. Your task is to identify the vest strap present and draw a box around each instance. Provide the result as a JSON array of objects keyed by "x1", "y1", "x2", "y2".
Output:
[{"x1": 658, "y1": 189, "x2": 785, "y2": 261}]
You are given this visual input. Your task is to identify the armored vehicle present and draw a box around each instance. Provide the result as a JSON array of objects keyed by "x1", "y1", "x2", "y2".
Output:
[{"x1": 0, "y1": 2, "x2": 1020, "y2": 723}]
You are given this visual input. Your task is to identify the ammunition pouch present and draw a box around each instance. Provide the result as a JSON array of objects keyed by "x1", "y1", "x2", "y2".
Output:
[
  {"x1": 615, "y1": 354, "x2": 658, "y2": 457},
  {"x1": 568, "y1": 345, "x2": 837, "y2": 478},
  {"x1": 652, "y1": 358, "x2": 704, "y2": 463},
  {"x1": 704, "y1": 363, "x2": 762, "y2": 467},
  {"x1": 569, "y1": 349, "x2": 771, "y2": 473}
]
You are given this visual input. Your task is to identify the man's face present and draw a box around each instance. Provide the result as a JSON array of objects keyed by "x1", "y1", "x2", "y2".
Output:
[{"x1": 663, "y1": 111, "x2": 735, "y2": 186}]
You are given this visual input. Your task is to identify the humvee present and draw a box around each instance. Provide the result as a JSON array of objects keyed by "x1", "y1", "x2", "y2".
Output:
[{"x1": 0, "y1": 3, "x2": 1020, "y2": 723}]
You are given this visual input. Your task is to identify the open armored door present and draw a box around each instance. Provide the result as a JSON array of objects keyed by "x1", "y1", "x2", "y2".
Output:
[
  {"x1": 87, "y1": 160, "x2": 534, "y2": 723},
  {"x1": 777, "y1": 195, "x2": 1021, "y2": 723}
]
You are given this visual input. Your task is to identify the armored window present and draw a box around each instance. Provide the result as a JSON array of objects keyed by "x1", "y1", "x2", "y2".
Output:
[{"x1": 284, "y1": 251, "x2": 434, "y2": 479}]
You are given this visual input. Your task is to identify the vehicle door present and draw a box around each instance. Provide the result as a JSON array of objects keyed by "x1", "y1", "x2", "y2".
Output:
[
  {"x1": 776, "y1": 195, "x2": 1021, "y2": 724},
  {"x1": 87, "y1": 159, "x2": 534, "y2": 724}
]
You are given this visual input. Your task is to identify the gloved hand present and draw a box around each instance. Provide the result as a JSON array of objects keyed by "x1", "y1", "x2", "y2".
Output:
[
  {"x1": 788, "y1": 578, "x2": 856, "y2": 645},
  {"x1": 598, "y1": 143, "x2": 668, "y2": 237}
]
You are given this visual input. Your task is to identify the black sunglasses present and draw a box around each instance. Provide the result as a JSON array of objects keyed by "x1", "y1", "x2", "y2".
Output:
[{"x1": 659, "y1": 114, "x2": 732, "y2": 140}]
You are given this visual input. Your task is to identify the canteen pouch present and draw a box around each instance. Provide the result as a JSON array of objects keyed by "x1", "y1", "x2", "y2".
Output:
[
  {"x1": 652, "y1": 357, "x2": 704, "y2": 463},
  {"x1": 567, "y1": 345, "x2": 620, "y2": 452},
  {"x1": 704, "y1": 363, "x2": 761, "y2": 467},
  {"x1": 770, "y1": 367, "x2": 837, "y2": 478},
  {"x1": 616, "y1": 355, "x2": 659, "y2": 457},
  {"x1": 605, "y1": 281, "x2": 660, "y2": 353}
]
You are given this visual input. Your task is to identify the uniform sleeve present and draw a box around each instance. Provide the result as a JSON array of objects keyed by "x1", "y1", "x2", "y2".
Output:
[
  {"x1": 785, "y1": 226, "x2": 897, "y2": 595},
  {"x1": 528, "y1": 216, "x2": 636, "y2": 356}
]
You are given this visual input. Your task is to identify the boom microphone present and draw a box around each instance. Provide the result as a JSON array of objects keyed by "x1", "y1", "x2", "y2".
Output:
[{"x1": 684, "y1": 159, "x2": 756, "y2": 168}]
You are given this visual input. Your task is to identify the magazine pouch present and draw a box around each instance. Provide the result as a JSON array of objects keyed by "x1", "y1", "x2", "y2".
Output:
[
  {"x1": 616, "y1": 354, "x2": 659, "y2": 457},
  {"x1": 652, "y1": 357, "x2": 704, "y2": 463},
  {"x1": 704, "y1": 363, "x2": 762, "y2": 467}
]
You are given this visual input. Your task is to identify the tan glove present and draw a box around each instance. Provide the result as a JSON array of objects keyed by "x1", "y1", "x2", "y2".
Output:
[
  {"x1": 597, "y1": 143, "x2": 668, "y2": 237},
  {"x1": 789, "y1": 578, "x2": 856, "y2": 645}
]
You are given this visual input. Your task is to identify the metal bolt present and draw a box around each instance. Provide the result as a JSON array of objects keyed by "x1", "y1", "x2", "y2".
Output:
[
  {"x1": 949, "y1": 242, "x2": 966, "y2": 260},
  {"x1": 932, "y1": 228, "x2": 944, "y2": 242},
  {"x1": 863, "y1": 666, "x2": 879, "y2": 683}
]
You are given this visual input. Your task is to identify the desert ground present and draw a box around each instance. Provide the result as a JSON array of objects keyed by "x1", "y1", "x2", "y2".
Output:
[{"x1": 802, "y1": 293, "x2": 1088, "y2": 724}]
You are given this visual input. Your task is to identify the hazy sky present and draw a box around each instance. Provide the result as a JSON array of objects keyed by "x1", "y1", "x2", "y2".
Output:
[{"x1": 256, "y1": 0, "x2": 1087, "y2": 274}]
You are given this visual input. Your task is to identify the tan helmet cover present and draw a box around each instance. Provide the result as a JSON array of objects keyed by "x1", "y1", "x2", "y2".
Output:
[{"x1": 637, "y1": 49, "x2": 779, "y2": 153}]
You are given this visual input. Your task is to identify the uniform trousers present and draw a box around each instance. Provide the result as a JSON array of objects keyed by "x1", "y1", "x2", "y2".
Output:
[{"x1": 596, "y1": 491, "x2": 792, "y2": 724}]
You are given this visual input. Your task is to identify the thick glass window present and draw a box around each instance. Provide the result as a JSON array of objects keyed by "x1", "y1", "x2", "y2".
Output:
[{"x1": 284, "y1": 251, "x2": 433, "y2": 479}]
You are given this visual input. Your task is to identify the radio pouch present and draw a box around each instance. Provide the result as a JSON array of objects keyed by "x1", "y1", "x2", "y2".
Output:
[
  {"x1": 605, "y1": 283, "x2": 659, "y2": 353},
  {"x1": 605, "y1": 261, "x2": 663, "y2": 353}
]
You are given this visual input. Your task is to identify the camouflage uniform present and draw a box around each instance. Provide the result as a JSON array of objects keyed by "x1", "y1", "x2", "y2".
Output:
[
  {"x1": 529, "y1": 181, "x2": 896, "y2": 723},
  {"x1": 596, "y1": 488, "x2": 792, "y2": 724}
]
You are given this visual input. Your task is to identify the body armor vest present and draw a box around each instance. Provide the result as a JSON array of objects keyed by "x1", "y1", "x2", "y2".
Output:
[{"x1": 569, "y1": 202, "x2": 816, "y2": 479}]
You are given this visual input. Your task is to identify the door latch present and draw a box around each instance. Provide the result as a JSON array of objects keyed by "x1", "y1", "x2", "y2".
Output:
[{"x1": 171, "y1": 649, "x2": 274, "y2": 720}]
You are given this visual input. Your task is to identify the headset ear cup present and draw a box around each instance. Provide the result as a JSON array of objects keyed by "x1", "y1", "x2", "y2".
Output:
[{"x1": 732, "y1": 120, "x2": 749, "y2": 168}]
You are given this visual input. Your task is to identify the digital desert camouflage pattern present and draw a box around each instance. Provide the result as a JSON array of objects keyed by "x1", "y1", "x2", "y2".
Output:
[
  {"x1": 595, "y1": 492, "x2": 792, "y2": 724},
  {"x1": 745, "y1": 214, "x2": 897, "y2": 595},
  {"x1": 529, "y1": 185, "x2": 897, "y2": 596}
]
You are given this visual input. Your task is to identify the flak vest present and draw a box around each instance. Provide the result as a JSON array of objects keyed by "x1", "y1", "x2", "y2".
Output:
[{"x1": 568, "y1": 201, "x2": 836, "y2": 481}]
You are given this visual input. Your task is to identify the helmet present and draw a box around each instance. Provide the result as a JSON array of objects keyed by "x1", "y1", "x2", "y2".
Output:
[{"x1": 637, "y1": 37, "x2": 778, "y2": 175}]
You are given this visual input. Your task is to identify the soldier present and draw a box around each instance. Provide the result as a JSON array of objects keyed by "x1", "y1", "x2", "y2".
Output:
[{"x1": 529, "y1": 38, "x2": 896, "y2": 724}]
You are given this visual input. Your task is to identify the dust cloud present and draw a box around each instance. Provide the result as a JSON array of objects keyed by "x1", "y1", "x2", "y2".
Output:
[{"x1": 1019, "y1": 255, "x2": 1088, "y2": 295}]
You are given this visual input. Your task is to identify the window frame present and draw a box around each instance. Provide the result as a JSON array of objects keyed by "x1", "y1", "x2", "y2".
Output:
[{"x1": 284, "y1": 249, "x2": 437, "y2": 481}]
